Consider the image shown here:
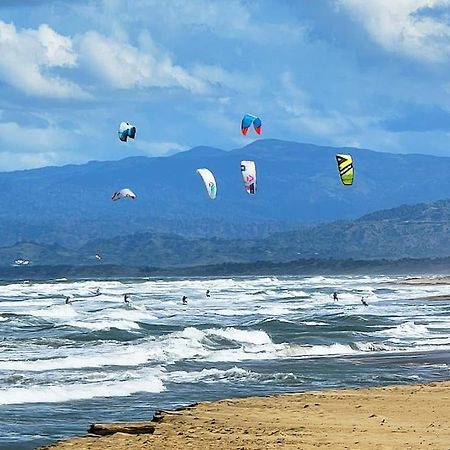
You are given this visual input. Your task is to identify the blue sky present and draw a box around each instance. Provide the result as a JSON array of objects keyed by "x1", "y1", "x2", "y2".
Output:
[{"x1": 1, "y1": 0, "x2": 450, "y2": 170}]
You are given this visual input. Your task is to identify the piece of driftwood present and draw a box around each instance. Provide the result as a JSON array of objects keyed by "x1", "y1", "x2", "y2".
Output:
[
  {"x1": 88, "y1": 422, "x2": 156, "y2": 436},
  {"x1": 152, "y1": 409, "x2": 185, "y2": 423}
]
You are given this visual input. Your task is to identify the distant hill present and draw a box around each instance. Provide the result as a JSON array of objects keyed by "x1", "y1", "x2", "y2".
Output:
[
  {"x1": 265, "y1": 199, "x2": 450, "y2": 260},
  {"x1": 4, "y1": 197, "x2": 450, "y2": 267},
  {"x1": 4, "y1": 139, "x2": 450, "y2": 248}
]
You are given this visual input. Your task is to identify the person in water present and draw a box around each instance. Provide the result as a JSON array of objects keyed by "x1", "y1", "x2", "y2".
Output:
[
  {"x1": 361, "y1": 296, "x2": 368, "y2": 306},
  {"x1": 182, "y1": 295, "x2": 188, "y2": 305},
  {"x1": 206, "y1": 290, "x2": 211, "y2": 298},
  {"x1": 333, "y1": 292, "x2": 338, "y2": 301},
  {"x1": 65, "y1": 296, "x2": 71, "y2": 304},
  {"x1": 124, "y1": 293, "x2": 130, "y2": 304}
]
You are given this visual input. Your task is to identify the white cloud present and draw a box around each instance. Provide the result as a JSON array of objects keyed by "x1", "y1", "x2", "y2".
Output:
[
  {"x1": 0, "y1": 151, "x2": 62, "y2": 171},
  {"x1": 0, "y1": 21, "x2": 88, "y2": 98},
  {"x1": 192, "y1": 64, "x2": 261, "y2": 93},
  {"x1": 277, "y1": 72, "x2": 358, "y2": 137},
  {"x1": 275, "y1": 71, "x2": 392, "y2": 150},
  {"x1": 338, "y1": 0, "x2": 450, "y2": 62},
  {"x1": 0, "y1": 121, "x2": 91, "y2": 170},
  {"x1": 140, "y1": 0, "x2": 304, "y2": 44},
  {"x1": 75, "y1": 0, "x2": 303, "y2": 46},
  {"x1": 77, "y1": 31, "x2": 206, "y2": 93},
  {"x1": 0, "y1": 121, "x2": 73, "y2": 151},
  {"x1": 134, "y1": 140, "x2": 187, "y2": 156}
]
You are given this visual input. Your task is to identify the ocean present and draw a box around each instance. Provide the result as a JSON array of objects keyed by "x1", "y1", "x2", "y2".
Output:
[{"x1": 0, "y1": 275, "x2": 449, "y2": 449}]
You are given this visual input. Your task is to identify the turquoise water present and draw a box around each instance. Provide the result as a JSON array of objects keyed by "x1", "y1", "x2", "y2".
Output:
[{"x1": 0, "y1": 275, "x2": 449, "y2": 449}]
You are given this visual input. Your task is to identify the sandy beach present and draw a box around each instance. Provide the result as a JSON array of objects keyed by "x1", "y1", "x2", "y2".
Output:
[{"x1": 41, "y1": 381, "x2": 450, "y2": 450}]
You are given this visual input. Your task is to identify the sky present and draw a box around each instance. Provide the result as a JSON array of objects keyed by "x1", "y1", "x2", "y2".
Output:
[{"x1": 1, "y1": 0, "x2": 450, "y2": 170}]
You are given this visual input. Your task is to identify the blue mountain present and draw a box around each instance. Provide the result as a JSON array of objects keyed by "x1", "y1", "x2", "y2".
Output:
[{"x1": 1, "y1": 138, "x2": 450, "y2": 247}]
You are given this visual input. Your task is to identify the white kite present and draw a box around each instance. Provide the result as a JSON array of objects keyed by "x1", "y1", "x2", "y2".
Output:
[
  {"x1": 196, "y1": 168, "x2": 217, "y2": 199},
  {"x1": 111, "y1": 188, "x2": 136, "y2": 201},
  {"x1": 240, "y1": 160, "x2": 256, "y2": 195}
]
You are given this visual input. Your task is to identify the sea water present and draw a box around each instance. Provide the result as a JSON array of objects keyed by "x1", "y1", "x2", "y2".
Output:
[{"x1": 0, "y1": 275, "x2": 449, "y2": 449}]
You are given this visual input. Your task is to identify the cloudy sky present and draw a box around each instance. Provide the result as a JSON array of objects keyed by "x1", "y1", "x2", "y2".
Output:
[{"x1": 1, "y1": 0, "x2": 450, "y2": 170}]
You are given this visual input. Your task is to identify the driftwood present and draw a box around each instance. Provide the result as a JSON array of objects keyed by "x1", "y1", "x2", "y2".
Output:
[
  {"x1": 87, "y1": 403, "x2": 198, "y2": 435},
  {"x1": 88, "y1": 422, "x2": 156, "y2": 436}
]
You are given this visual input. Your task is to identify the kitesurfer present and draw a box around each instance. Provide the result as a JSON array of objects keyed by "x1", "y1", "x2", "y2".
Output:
[
  {"x1": 182, "y1": 295, "x2": 188, "y2": 305},
  {"x1": 124, "y1": 294, "x2": 131, "y2": 304},
  {"x1": 65, "y1": 296, "x2": 71, "y2": 304},
  {"x1": 333, "y1": 292, "x2": 338, "y2": 301},
  {"x1": 361, "y1": 297, "x2": 368, "y2": 306},
  {"x1": 206, "y1": 290, "x2": 211, "y2": 298}
]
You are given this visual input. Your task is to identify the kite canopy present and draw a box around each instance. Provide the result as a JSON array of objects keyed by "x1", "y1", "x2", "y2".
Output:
[
  {"x1": 118, "y1": 122, "x2": 136, "y2": 142},
  {"x1": 196, "y1": 168, "x2": 217, "y2": 199},
  {"x1": 111, "y1": 188, "x2": 137, "y2": 201},
  {"x1": 335, "y1": 154, "x2": 354, "y2": 186},
  {"x1": 241, "y1": 114, "x2": 262, "y2": 135},
  {"x1": 240, "y1": 160, "x2": 256, "y2": 195}
]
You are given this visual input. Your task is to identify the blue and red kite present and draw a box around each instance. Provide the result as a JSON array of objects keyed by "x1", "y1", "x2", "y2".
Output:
[{"x1": 241, "y1": 114, "x2": 262, "y2": 136}]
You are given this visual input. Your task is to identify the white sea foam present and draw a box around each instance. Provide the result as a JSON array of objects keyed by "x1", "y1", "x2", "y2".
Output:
[
  {"x1": 28, "y1": 305, "x2": 78, "y2": 319},
  {"x1": 65, "y1": 319, "x2": 140, "y2": 331},
  {"x1": 301, "y1": 321, "x2": 329, "y2": 326},
  {"x1": 0, "y1": 375, "x2": 164, "y2": 405},
  {"x1": 282, "y1": 342, "x2": 356, "y2": 358},
  {"x1": 355, "y1": 342, "x2": 397, "y2": 352},
  {"x1": 213, "y1": 308, "x2": 252, "y2": 316},
  {"x1": 1, "y1": 274, "x2": 450, "y2": 412},
  {"x1": 377, "y1": 321, "x2": 431, "y2": 338},
  {"x1": 0, "y1": 348, "x2": 151, "y2": 372},
  {"x1": 163, "y1": 366, "x2": 297, "y2": 384},
  {"x1": 208, "y1": 328, "x2": 272, "y2": 345}
]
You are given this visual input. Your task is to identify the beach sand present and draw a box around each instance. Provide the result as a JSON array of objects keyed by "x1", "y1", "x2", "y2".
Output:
[{"x1": 41, "y1": 381, "x2": 450, "y2": 449}]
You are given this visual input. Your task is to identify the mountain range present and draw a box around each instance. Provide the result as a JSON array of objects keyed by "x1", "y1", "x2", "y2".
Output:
[
  {"x1": 3, "y1": 139, "x2": 450, "y2": 248},
  {"x1": 4, "y1": 197, "x2": 450, "y2": 267}
]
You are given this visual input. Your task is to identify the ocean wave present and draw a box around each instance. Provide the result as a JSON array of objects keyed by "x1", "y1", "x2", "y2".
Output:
[
  {"x1": 0, "y1": 348, "x2": 151, "y2": 372},
  {"x1": 206, "y1": 327, "x2": 272, "y2": 345},
  {"x1": 377, "y1": 321, "x2": 431, "y2": 338},
  {"x1": 164, "y1": 366, "x2": 298, "y2": 384},
  {"x1": 27, "y1": 305, "x2": 79, "y2": 320},
  {"x1": 65, "y1": 319, "x2": 140, "y2": 331},
  {"x1": 244, "y1": 317, "x2": 297, "y2": 326},
  {"x1": 300, "y1": 321, "x2": 329, "y2": 326},
  {"x1": 0, "y1": 374, "x2": 164, "y2": 405},
  {"x1": 354, "y1": 342, "x2": 396, "y2": 352}
]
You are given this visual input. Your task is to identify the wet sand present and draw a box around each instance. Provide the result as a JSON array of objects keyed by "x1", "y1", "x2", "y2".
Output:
[{"x1": 41, "y1": 381, "x2": 450, "y2": 449}]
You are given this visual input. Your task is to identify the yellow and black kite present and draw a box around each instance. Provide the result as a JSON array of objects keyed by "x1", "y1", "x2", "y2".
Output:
[{"x1": 335, "y1": 154, "x2": 354, "y2": 186}]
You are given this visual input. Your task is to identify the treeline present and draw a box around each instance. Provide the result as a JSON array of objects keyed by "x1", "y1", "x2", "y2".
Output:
[{"x1": 2, "y1": 257, "x2": 450, "y2": 281}]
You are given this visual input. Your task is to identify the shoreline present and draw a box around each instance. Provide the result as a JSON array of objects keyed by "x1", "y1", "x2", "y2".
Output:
[
  {"x1": 40, "y1": 380, "x2": 450, "y2": 450},
  {"x1": 2, "y1": 259, "x2": 450, "y2": 281}
]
